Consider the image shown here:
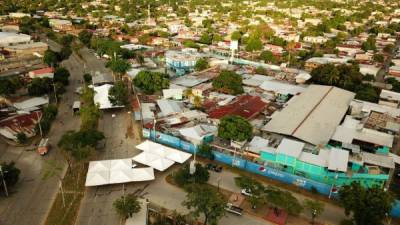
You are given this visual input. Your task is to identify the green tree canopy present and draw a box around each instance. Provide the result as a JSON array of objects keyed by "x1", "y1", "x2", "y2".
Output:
[
  {"x1": 245, "y1": 36, "x2": 262, "y2": 52},
  {"x1": 106, "y1": 58, "x2": 131, "y2": 77},
  {"x1": 0, "y1": 161, "x2": 21, "y2": 187},
  {"x1": 108, "y1": 81, "x2": 129, "y2": 106},
  {"x1": 133, "y1": 71, "x2": 169, "y2": 94},
  {"x1": 28, "y1": 78, "x2": 52, "y2": 96},
  {"x1": 235, "y1": 176, "x2": 266, "y2": 208},
  {"x1": 199, "y1": 33, "x2": 213, "y2": 45},
  {"x1": 43, "y1": 49, "x2": 59, "y2": 67},
  {"x1": 218, "y1": 115, "x2": 252, "y2": 141},
  {"x1": 54, "y1": 67, "x2": 70, "y2": 85},
  {"x1": 361, "y1": 36, "x2": 376, "y2": 51},
  {"x1": 195, "y1": 58, "x2": 209, "y2": 71},
  {"x1": 259, "y1": 50, "x2": 276, "y2": 63},
  {"x1": 173, "y1": 163, "x2": 209, "y2": 187},
  {"x1": 113, "y1": 194, "x2": 141, "y2": 219},
  {"x1": 231, "y1": 31, "x2": 242, "y2": 41},
  {"x1": 266, "y1": 188, "x2": 303, "y2": 215},
  {"x1": 339, "y1": 183, "x2": 394, "y2": 225},
  {"x1": 0, "y1": 78, "x2": 21, "y2": 95},
  {"x1": 212, "y1": 70, "x2": 243, "y2": 95},
  {"x1": 183, "y1": 185, "x2": 226, "y2": 225},
  {"x1": 78, "y1": 30, "x2": 93, "y2": 46}
]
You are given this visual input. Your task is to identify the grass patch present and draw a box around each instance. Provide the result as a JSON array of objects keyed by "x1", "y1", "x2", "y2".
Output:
[{"x1": 44, "y1": 163, "x2": 87, "y2": 225}]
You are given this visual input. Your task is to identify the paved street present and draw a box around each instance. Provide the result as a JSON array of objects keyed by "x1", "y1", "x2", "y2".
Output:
[{"x1": 0, "y1": 50, "x2": 82, "y2": 225}]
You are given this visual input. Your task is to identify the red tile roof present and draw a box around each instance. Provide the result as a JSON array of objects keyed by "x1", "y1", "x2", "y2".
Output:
[
  {"x1": 208, "y1": 95, "x2": 267, "y2": 119},
  {"x1": 30, "y1": 67, "x2": 54, "y2": 75}
]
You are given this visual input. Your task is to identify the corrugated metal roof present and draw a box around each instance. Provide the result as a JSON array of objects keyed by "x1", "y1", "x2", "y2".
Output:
[
  {"x1": 276, "y1": 138, "x2": 304, "y2": 158},
  {"x1": 328, "y1": 148, "x2": 349, "y2": 172},
  {"x1": 263, "y1": 85, "x2": 355, "y2": 146}
]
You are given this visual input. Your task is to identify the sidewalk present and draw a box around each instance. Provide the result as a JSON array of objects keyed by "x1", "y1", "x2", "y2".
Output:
[
  {"x1": 208, "y1": 169, "x2": 347, "y2": 225},
  {"x1": 145, "y1": 171, "x2": 275, "y2": 225}
]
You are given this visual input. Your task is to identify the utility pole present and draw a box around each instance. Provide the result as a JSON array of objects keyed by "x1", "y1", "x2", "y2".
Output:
[
  {"x1": 0, "y1": 166, "x2": 9, "y2": 197},
  {"x1": 36, "y1": 111, "x2": 43, "y2": 137}
]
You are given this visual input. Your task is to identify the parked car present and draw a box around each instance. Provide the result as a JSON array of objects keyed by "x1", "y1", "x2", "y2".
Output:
[
  {"x1": 37, "y1": 138, "x2": 50, "y2": 156},
  {"x1": 241, "y1": 188, "x2": 252, "y2": 197},
  {"x1": 225, "y1": 203, "x2": 243, "y2": 216},
  {"x1": 206, "y1": 163, "x2": 223, "y2": 172}
]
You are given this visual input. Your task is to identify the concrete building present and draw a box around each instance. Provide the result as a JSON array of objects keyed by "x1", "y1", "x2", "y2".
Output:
[
  {"x1": 0, "y1": 32, "x2": 31, "y2": 47},
  {"x1": 4, "y1": 42, "x2": 48, "y2": 57}
]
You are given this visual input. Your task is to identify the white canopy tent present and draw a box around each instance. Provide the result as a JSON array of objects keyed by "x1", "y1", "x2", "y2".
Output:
[
  {"x1": 88, "y1": 160, "x2": 111, "y2": 173},
  {"x1": 85, "y1": 159, "x2": 155, "y2": 187},
  {"x1": 131, "y1": 167, "x2": 155, "y2": 181},
  {"x1": 85, "y1": 171, "x2": 110, "y2": 186},
  {"x1": 110, "y1": 159, "x2": 134, "y2": 171},
  {"x1": 135, "y1": 140, "x2": 192, "y2": 164},
  {"x1": 147, "y1": 157, "x2": 175, "y2": 171}
]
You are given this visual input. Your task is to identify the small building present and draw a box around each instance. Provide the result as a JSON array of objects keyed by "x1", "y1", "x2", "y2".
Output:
[
  {"x1": 379, "y1": 89, "x2": 400, "y2": 108},
  {"x1": 0, "y1": 32, "x2": 31, "y2": 47},
  {"x1": 165, "y1": 50, "x2": 201, "y2": 76},
  {"x1": 49, "y1": 19, "x2": 73, "y2": 31},
  {"x1": 28, "y1": 67, "x2": 54, "y2": 79},
  {"x1": 4, "y1": 42, "x2": 48, "y2": 57}
]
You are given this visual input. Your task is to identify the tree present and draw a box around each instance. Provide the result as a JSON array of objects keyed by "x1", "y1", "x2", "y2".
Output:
[
  {"x1": 16, "y1": 133, "x2": 27, "y2": 144},
  {"x1": 218, "y1": 115, "x2": 252, "y2": 142},
  {"x1": 113, "y1": 194, "x2": 141, "y2": 219},
  {"x1": 133, "y1": 71, "x2": 169, "y2": 94},
  {"x1": 235, "y1": 176, "x2": 266, "y2": 209},
  {"x1": 0, "y1": 78, "x2": 20, "y2": 95},
  {"x1": 198, "y1": 144, "x2": 214, "y2": 160},
  {"x1": 231, "y1": 31, "x2": 242, "y2": 41},
  {"x1": 58, "y1": 130, "x2": 104, "y2": 161},
  {"x1": 266, "y1": 188, "x2": 303, "y2": 215},
  {"x1": 339, "y1": 183, "x2": 394, "y2": 225},
  {"x1": 54, "y1": 67, "x2": 70, "y2": 85},
  {"x1": 83, "y1": 73, "x2": 92, "y2": 83},
  {"x1": 212, "y1": 70, "x2": 243, "y2": 95},
  {"x1": 183, "y1": 185, "x2": 226, "y2": 225},
  {"x1": 173, "y1": 163, "x2": 209, "y2": 187},
  {"x1": 0, "y1": 161, "x2": 20, "y2": 187},
  {"x1": 383, "y1": 44, "x2": 395, "y2": 54},
  {"x1": 355, "y1": 84, "x2": 380, "y2": 103},
  {"x1": 195, "y1": 58, "x2": 209, "y2": 71},
  {"x1": 259, "y1": 50, "x2": 276, "y2": 63},
  {"x1": 58, "y1": 46, "x2": 72, "y2": 61},
  {"x1": 304, "y1": 200, "x2": 325, "y2": 225},
  {"x1": 78, "y1": 30, "x2": 93, "y2": 46},
  {"x1": 361, "y1": 36, "x2": 376, "y2": 51},
  {"x1": 199, "y1": 33, "x2": 213, "y2": 45},
  {"x1": 43, "y1": 50, "x2": 58, "y2": 66},
  {"x1": 28, "y1": 78, "x2": 52, "y2": 96},
  {"x1": 60, "y1": 34, "x2": 74, "y2": 47},
  {"x1": 109, "y1": 81, "x2": 129, "y2": 106},
  {"x1": 138, "y1": 34, "x2": 151, "y2": 45},
  {"x1": 106, "y1": 58, "x2": 131, "y2": 79},
  {"x1": 245, "y1": 36, "x2": 262, "y2": 52},
  {"x1": 373, "y1": 54, "x2": 384, "y2": 63}
]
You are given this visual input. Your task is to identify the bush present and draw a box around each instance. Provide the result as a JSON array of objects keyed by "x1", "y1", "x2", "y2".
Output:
[
  {"x1": 16, "y1": 133, "x2": 27, "y2": 144},
  {"x1": 173, "y1": 163, "x2": 209, "y2": 187}
]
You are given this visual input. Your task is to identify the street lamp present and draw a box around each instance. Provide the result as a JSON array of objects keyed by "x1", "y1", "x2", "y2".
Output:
[{"x1": 0, "y1": 166, "x2": 8, "y2": 197}]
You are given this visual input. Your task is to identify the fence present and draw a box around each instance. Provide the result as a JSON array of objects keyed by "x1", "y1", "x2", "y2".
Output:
[{"x1": 142, "y1": 128, "x2": 400, "y2": 217}]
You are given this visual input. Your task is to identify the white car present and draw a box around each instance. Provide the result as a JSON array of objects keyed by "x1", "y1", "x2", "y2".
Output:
[{"x1": 241, "y1": 189, "x2": 252, "y2": 197}]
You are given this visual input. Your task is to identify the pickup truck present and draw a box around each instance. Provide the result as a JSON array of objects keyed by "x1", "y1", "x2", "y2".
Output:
[
  {"x1": 225, "y1": 203, "x2": 243, "y2": 216},
  {"x1": 37, "y1": 138, "x2": 50, "y2": 156}
]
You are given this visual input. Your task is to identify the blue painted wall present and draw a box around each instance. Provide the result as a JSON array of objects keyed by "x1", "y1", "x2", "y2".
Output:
[{"x1": 142, "y1": 129, "x2": 400, "y2": 217}]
